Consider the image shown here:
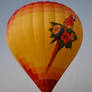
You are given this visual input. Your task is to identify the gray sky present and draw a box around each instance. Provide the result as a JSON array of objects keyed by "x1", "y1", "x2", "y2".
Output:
[{"x1": 0, "y1": 0, "x2": 92, "y2": 92}]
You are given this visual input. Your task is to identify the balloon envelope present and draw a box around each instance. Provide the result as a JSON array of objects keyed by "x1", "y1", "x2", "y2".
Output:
[{"x1": 6, "y1": 1, "x2": 83, "y2": 92}]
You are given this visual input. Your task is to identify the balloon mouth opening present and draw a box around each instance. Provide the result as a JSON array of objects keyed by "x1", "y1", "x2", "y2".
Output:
[{"x1": 35, "y1": 79, "x2": 57, "y2": 92}]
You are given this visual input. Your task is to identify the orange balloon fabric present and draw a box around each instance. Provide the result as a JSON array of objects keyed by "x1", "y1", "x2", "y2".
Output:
[{"x1": 6, "y1": 1, "x2": 83, "y2": 92}]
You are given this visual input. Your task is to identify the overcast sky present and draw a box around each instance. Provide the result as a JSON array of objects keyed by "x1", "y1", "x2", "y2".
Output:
[{"x1": 0, "y1": 0, "x2": 92, "y2": 92}]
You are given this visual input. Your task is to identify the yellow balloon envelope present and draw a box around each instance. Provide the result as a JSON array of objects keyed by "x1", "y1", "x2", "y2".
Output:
[{"x1": 6, "y1": 1, "x2": 83, "y2": 92}]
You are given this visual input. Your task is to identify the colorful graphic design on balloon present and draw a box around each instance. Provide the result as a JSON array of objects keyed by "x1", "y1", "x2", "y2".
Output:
[
  {"x1": 6, "y1": 1, "x2": 83, "y2": 92},
  {"x1": 47, "y1": 15, "x2": 77, "y2": 72}
]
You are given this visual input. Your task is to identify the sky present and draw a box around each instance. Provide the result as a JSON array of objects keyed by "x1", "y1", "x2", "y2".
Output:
[{"x1": 0, "y1": 0, "x2": 92, "y2": 92}]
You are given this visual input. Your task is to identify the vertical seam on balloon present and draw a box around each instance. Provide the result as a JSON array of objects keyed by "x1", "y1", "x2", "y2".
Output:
[
  {"x1": 71, "y1": 20, "x2": 82, "y2": 65},
  {"x1": 43, "y1": 2, "x2": 48, "y2": 72},
  {"x1": 61, "y1": 5, "x2": 66, "y2": 67},
  {"x1": 30, "y1": 5, "x2": 38, "y2": 81},
  {"x1": 12, "y1": 15, "x2": 22, "y2": 58},
  {"x1": 42, "y1": 3, "x2": 47, "y2": 70},
  {"x1": 69, "y1": 14, "x2": 77, "y2": 69},
  {"x1": 46, "y1": 3, "x2": 57, "y2": 72},
  {"x1": 21, "y1": 7, "x2": 29, "y2": 60},
  {"x1": 19, "y1": 8, "x2": 31, "y2": 65},
  {"x1": 21, "y1": 7, "x2": 36, "y2": 77},
  {"x1": 62, "y1": 6, "x2": 69, "y2": 68},
  {"x1": 68, "y1": 10, "x2": 77, "y2": 68},
  {"x1": 31, "y1": 4, "x2": 39, "y2": 82},
  {"x1": 51, "y1": 3, "x2": 57, "y2": 69},
  {"x1": 42, "y1": 3, "x2": 48, "y2": 92},
  {"x1": 41, "y1": 3, "x2": 46, "y2": 92},
  {"x1": 30, "y1": 7, "x2": 39, "y2": 77},
  {"x1": 53, "y1": 3, "x2": 60, "y2": 69}
]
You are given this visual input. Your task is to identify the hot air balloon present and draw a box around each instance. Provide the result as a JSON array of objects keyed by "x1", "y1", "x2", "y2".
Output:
[{"x1": 6, "y1": 1, "x2": 83, "y2": 92}]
